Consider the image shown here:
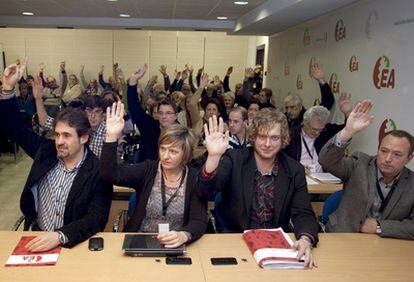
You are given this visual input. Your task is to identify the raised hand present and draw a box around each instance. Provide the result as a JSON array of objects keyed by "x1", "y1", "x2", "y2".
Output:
[
  {"x1": 339, "y1": 92, "x2": 353, "y2": 118},
  {"x1": 310, "y1": 63, "x2": 325, "y2": 83},
  {"x1": 174, "y1": 69, "x2": 181, "y2": 80},
  {"x1": 80, "y1": 64, "x2": 85, "y2": 73},
  {"x1": 186, "y1": 64, "x2": 194, "y2": 74},
  {"x1": 199, "y1": 73, "x2": 209, "y2": 89},
  {"x1": 227, "y1": 66, "x2": 233, "y2": 76},
  {"x1": 32, "y1": 76, "x2": 44, "y2": 100},
  {"x1": 197, "y1": 66, "x2": 204, "y2": 75},
  {"x1": 181, "y1": 70, "x2": 188, "y2": 81},
  {"x1": 60, "y1": 61, "x2": 66, "y2": 70},
  {"x1": 244, "y1": 67, "x2": 254, "y2": 80},
  {"x1": 105, "y1": 101, "x2": 125, "y2": 142},
  {"x1": 39, "y1": 62, "x2": 46, "y2": 71},
  {"x1": 129, "y1": 64, "x2": 148, "y2": 86},
  {"x1": 159, "y1": 65, "x2": 167, "y2": 76},
  {"x1": 341, "y1": 100, "x2": 374, "y2": 142},
  {"x1": 99, "y1": 65, "x2": 104, "y2": 75},
  {"x1": 204, "y1": 115, "x2": 229, "y2": 158},
  {"x1": 2, "y1": 61, "x2": 27, "y2": 90},
  {"x1": 213, "y1": 75, "x2": 221, "y2": 87}
]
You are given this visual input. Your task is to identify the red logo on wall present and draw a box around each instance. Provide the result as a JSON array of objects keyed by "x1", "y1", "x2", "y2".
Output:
[
  {"x1": 284, "y1": 63, "x2": 290, "y2": 76},
  {"x1": 308, "y1": 56, "x2": 317, "y2": 77},
  {"x1": 373, "y1": 56, "x2": 395, "y2": 89},
  {"x1": 349, "y1": 55, "x2": 359, "y2": 72},
  {"x1": 335, "y1": 19, "x2": 346, "y2": 41},
  {"x1": 329, "y1": 73, "x2": 340, "y2": 93},
  {"x1": 378, "y1": 118, "x2": 397, "y2": 142},
  {"x1": 303, "y1": 29, "x2": 311, "y2": 46},
  {"x1": 296, "y1": 74, "x2": 303, "y2": 90}
]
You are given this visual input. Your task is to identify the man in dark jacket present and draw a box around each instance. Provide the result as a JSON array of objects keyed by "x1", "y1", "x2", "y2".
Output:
[
  {"x1": 0, "y1": 62, "x2": 112, "y2": 252},
  {"x1": 198, "y1": 109, "x2": 318, "y2": 268}
]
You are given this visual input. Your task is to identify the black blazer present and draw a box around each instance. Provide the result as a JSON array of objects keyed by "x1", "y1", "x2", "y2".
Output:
[
  {"x1": 198, "y1": 148, "x2": 318, "y2": 243},
  {"x1": 100, "y1": 142, "x2": 207, "y2": 242},
  {"x1": 284, "y1": 123, "x2": 344, "y2": 162},
  {"x1": 0, "y1": 96, "x2": 113, "y2": 247}
]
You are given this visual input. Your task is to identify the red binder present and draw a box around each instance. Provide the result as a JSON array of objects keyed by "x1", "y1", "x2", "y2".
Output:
[{"x1": 5, "y1": 236, "x2": 62, "y2": 267}]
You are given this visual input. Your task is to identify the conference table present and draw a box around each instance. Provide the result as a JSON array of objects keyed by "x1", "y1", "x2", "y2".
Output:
[{"x1": 0, "y1": 232, "x2": 412, "y2": 282}]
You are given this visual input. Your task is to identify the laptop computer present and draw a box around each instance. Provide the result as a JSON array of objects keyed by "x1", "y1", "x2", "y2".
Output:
[{"x1": 122, "y1": 234, "x2": 186, "y2": 257}]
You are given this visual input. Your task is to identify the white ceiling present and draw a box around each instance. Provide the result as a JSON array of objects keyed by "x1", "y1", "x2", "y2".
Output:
[{"x1": 0, "y1": 0, "x2": 359, "y2": 35}]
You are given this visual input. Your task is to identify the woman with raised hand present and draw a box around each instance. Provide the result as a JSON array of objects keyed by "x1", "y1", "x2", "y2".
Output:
[{"x1": 100, "y1": 101, "x2": 207, "y2": 248}]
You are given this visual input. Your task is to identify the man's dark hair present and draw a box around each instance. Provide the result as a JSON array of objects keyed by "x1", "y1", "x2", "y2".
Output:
[
  {"x1": 382, "y1": 130, "x2": 414, "y2": 156},
  {"x1": 54, "y1": 107, "x2": 91, "y2": 138},
  {"x1": 84, "y1": 95, "x2": 106, "y2": 111},
  {"x1": 157, "y1": 98, "x2": 179, "y2": 113},
  {"x1": 260, "y1": 88, "x2": 273, "y2": 99}
]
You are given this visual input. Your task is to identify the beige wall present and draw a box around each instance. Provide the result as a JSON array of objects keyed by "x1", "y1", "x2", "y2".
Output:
[{"x1": 0, "y1": 28, "x2": 252, "y2": 87}]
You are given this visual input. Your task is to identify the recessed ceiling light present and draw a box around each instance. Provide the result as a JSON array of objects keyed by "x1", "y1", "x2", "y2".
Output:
[
  {"x1": 107, "y1": 0, "x2": 118, "y2": 2},
  {"x1": 234, "y1": 1, "x2": 249, "y2": 5},
  {"x1": 120, "y1": 14, "x2": 130, "y2": 18},
  {"x1": 217, "y1": 16, "x2": 228, "y2": 20},
  {"x1": 22, "y1": 11, "x2": 34, "y2": 16}
]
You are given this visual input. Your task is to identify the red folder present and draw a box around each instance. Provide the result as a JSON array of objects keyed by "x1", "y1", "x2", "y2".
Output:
[
  {"x1": 242, "y1": 228, "x2": 305, "y2": 269},
  {"x1": 5, "y1": 236, "x2": 62, "y2": 267}
]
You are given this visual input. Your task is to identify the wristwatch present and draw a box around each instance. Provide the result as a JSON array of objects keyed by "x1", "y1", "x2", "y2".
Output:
[
  {"x1": 57, "y1": 231, "x2": 66, "y2": 245},
  {"x1": 375, "y1": 222, "x2": 382, "y2": 234}
]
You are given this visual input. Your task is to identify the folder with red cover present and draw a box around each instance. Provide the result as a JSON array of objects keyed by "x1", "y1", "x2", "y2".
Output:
[
  {"x1": 242, "y1": 228, "x2": 305, "y2": 269},
  {"x1": 5, "y1": 236, "x2": 62, "y2": 267}
]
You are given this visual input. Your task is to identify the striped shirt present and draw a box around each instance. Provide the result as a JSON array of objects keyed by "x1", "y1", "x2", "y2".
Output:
[{"x1": 34, "y1": 150, "x2": 87, "y2": 231}]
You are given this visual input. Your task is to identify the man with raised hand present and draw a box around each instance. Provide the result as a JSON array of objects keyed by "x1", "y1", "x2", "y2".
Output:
[
  {"x1": 198, "y1": 109, "x2": 318, "y2": 268},
  {"x1": 319, "y1": 100, "x2": 414, "y2": 239},
  {"x1": 0, "y1": 61, "x2": 112, "y2": 251}
]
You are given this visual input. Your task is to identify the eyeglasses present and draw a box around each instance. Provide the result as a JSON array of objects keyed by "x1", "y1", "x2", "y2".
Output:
[
  {"x1": 158, "y1": 111, "x2": 176, "y2": 117},
  {"x1": 306, "y1": 123, "x2": 325, "y2": 135},
  {"x1": 85, "y1": 108, "x2": 103, "y2": 116}
]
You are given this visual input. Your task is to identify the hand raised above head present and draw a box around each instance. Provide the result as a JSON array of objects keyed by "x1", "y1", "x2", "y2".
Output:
[
  {"x1": 310, "y1": 63, "x2": 325, "y2": 83},
  {"x1": 2, "y1": 62, "x2": 27, "y2": 90},
  {"x1": 341, "y1": 99, "x2": 374, "y2": 141},
  {"x1": 199, "y1": 73, "x2": 209, "y2": 89},
  {"x1": 105, "y1": 101, "x2": 125, "y2": 142},
  {"x1": 32, "y1": 76, "x2": 44, "y2": 100},
  {"x1": 204, "y1": 115, "x2": 229, "y2": 157},
  {"x1": 129, "y1": 64, "x2": 148, "y2": 86},
  {"x1": 339, "y1": 92, "x2": 353, "y2": 117}
]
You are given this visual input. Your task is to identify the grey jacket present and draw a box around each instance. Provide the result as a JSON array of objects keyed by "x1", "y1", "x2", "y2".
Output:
[{"x1": 319, "y1": 135, "x2": 414, "y2": 239}]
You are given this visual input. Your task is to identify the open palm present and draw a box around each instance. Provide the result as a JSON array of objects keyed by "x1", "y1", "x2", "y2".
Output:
[
  {"x1": 106, "y1": 102, "x2": 125, "y2": 137},
  {"x1": 345, "y1": 100, "x2": 374, "y2": 134},
  {"x1": 204, "y1": 115, "x2": 229, "y2": 157}
]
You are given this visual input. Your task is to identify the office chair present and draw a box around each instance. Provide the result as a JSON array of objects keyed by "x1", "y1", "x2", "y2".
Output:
[
  {"x1": 113, "y1": 192, "x2": 137, "y2": 232},
  {"x1": 321, "y1": 190, "x2": 344, "y2": 228}
]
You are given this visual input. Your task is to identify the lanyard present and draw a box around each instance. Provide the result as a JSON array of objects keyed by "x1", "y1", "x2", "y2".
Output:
[
  {"x1": 160, "y1": 166, "x2": 186, "y2": 217},
  {"x1": 301, "y1": 135, "x2": 314, "y2": 160},
  {"x1": 375, "y1": 170, "x2": 397, "y2": 213}
]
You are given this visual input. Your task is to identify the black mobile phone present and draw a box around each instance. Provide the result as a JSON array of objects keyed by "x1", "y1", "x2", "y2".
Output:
[
  {"x1": 210, "y1": 257, "x2": 238, "y2": 265},
  {"x1": 88, "y1": 237, "x2": 104, "y2": 251},
  {"x1": 165, "y1": 257, "x2": 192, "y2": 265}
]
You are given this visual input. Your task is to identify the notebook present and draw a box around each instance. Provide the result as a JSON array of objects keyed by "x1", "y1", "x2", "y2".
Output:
[{"x1": 122, "y1": 234, "x2": 186, "y2": 257}]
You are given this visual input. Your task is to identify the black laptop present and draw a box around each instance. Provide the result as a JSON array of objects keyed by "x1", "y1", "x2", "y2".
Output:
[{"x1": 122, "y1": 234, "x2": 186, "y2": 257}]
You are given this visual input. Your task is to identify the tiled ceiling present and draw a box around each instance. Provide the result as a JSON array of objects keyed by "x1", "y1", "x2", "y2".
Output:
[{"x1": 0, "y1": 0, "x2": 266, "y2": 20}]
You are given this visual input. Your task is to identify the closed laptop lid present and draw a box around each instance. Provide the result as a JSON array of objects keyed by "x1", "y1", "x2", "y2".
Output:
[{"x1": 122, "y1": 234, "x2": 185, "y2": 256}]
